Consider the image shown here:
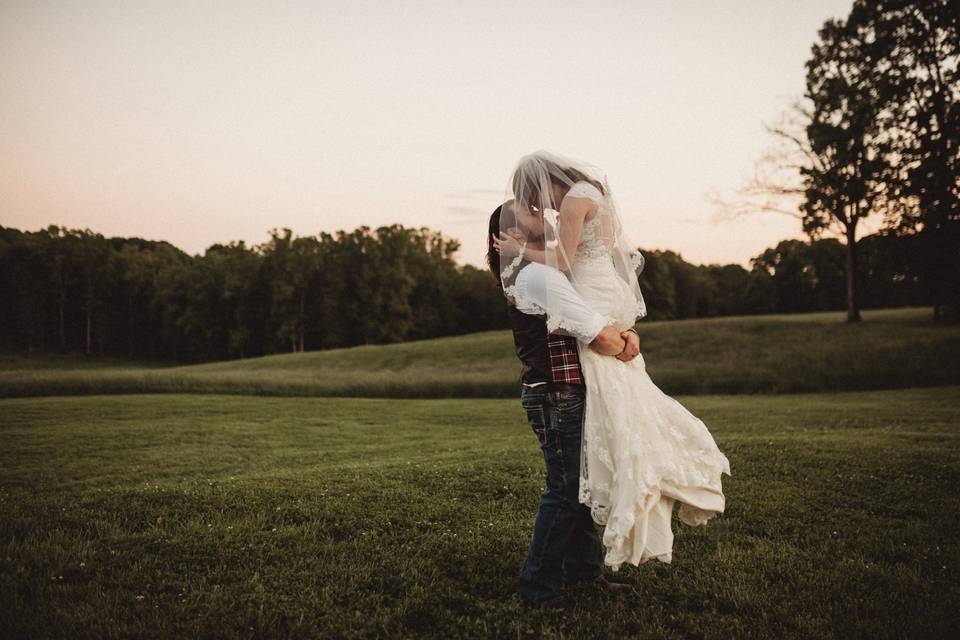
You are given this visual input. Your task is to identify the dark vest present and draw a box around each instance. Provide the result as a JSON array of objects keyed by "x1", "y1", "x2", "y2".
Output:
[
  {"x1": 507, "y1": 303, "x2": 552, "y2": 385},
  {"x1": 502, "y1": 260, "x2": 554, "y2": 385}
]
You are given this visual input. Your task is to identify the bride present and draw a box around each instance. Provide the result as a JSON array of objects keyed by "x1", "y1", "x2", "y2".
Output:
[{"x1": 494, "y1": 150, "x2": 732, "y2": 570}]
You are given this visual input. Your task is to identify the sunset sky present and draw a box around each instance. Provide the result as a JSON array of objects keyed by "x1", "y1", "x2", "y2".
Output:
[{"x1": 1, "y1": 0, "x2": 872, "y2": 268}]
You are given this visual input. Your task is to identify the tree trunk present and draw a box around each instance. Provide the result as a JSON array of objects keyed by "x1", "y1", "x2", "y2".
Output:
[
  {"x1": 85, "y1": 306, "x2": 92, "y2": 355},
  {"x1": 845, "y1": 224, "x2": 861, "y2": 322},
  {"x1": 128, "y1": 295, "x2": 135, "y2": 358},
  {"x1": 58, "y1": 301, "x2": 66, "y2": 353},
  {"x1": 298, "y1": 289, "x2": 306, "y2": 352},
  {"x1": 84, "y1": 274, "x2": 96, "y2": 356}
]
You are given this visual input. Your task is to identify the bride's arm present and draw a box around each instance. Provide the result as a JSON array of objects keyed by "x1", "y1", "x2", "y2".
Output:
[{"x1": 553, "y1": 195, "x2": 593, "y2": 270}]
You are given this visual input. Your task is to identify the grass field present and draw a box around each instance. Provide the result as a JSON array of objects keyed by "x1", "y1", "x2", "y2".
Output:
[
  {"x1": 2, "y1": 307, "x2": 958, "y2": 399},
  {"x1": 2, "y1": 386, "x2": 959, "y2": 639}
]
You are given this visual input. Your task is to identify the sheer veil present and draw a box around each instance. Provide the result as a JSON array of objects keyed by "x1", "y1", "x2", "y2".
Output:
[{"x1": 496, "y1": 150, "x2": 647, "y2": 335}]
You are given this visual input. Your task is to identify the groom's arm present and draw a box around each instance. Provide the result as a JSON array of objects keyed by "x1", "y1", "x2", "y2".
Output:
[
  {"x1": 515, "y1": 263, "x2": 638, "y2": 361},
  {"x1": 590, "y1": 327, "x2": 640, "y2": 362},
  {"x1": 589, "y1": 326, "x2": 625, "y2": 355},
  {"x1": 617, "y1": 329, "x2": 640, "y2": 362}
]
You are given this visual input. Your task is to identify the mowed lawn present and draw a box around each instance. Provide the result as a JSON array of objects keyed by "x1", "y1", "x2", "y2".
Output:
[
  {"x1": 2, "y1": 307, "x2": 959, "y2": 399},
  {"x1": 2, "y1": 387, "x2": 959, "y2": 639}
]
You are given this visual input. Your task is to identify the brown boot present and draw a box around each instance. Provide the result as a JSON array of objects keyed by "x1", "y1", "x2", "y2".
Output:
[{"x1": 591, "y1": 575, "x2": 635, "y2": 594}]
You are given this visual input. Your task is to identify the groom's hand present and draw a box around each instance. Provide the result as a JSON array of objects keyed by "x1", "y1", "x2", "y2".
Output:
[{"x1": 616, "y1": 329, "x2": 640, "y2": 362}]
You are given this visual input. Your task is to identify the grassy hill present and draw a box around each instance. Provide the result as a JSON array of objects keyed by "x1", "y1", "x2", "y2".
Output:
[
  {"x1": 2, "y1": 307, "x2": 958, "y2": 398},
  {"x1": 2, "y1": 386, "x2": 958, "y2": 638}
]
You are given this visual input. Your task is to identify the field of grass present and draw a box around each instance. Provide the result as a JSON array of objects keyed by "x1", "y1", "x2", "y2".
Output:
[
  {"x1": 2, "y1": 386, "x2": 959, "y2": 639},
  {"x1": 2, "y1": 307, "x2": 958, "y2": 399}
]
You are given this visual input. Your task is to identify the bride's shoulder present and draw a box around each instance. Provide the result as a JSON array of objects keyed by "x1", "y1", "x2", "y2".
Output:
[{"x1": 565, "y1": 181, "x2": 604, "y2": 203}]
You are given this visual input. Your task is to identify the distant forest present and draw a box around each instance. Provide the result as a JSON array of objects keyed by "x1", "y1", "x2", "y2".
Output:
[
  {"x1": 4, "y1": 0, "x2": 958, "y2": 363},
  {"x1": 0, "y1": 223, "x2": 931, "y2": 363}
]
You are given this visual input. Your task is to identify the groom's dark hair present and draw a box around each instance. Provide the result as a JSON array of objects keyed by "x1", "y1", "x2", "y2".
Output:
[{"x1": 487, "y1": 201, "x2": 517, "y2": 289}]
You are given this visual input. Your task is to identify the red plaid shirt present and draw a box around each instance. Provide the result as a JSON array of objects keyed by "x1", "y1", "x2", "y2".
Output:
[{"x1": 546, "y1": 333, "x2": 584, "y2": 385}]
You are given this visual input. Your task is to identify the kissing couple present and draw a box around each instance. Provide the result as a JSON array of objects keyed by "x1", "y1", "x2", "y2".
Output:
[{"x1": 487, "y1": 150, "x2": 732, "y2": 606}]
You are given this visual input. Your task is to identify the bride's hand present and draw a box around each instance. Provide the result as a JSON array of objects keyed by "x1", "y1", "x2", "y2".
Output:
[
  {"x1": 616, "y1": 329, "x2": 641, "y2": 362},
  {"x1": 492, "y1": 232, "x2": 523, "y2": 257}
]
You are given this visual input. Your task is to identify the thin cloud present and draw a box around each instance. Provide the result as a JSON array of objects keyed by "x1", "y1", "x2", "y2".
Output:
[
  {"x1": 445, "y1": 205, "x2": 487, "y2": 217},
  {"x1": 442, "y1": 188, "x2": 503, "y2": 200}
]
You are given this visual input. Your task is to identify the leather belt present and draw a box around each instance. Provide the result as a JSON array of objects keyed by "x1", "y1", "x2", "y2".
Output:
[{"x1": 547, "y1": 382, "x2": 584, "y2": 393}]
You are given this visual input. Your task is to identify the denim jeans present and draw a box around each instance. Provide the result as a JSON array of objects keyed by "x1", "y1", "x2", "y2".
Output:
[{"x1": 519, "y1": 384, "x2": 604, "y2": 604}]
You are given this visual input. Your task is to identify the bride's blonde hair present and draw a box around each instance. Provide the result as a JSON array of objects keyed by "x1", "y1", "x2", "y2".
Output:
[{"x1": 511, "y1": 155, "x2": 604, "y2": 211}]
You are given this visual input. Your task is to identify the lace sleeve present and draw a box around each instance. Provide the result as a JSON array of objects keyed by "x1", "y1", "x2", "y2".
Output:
[
  {"x1": 513, "y1": 262, "x2": 610, "y2": 343},
  {"x1": 565, "y1": 181, "x2": 604, "y2": 204}
]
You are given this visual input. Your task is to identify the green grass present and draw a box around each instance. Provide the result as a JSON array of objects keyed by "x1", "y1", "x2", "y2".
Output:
[
  {"x1": 0, "y1": 351, "x2": 176, "y2": 371},
  {"x1": 2, "y1": 386, "x2": 959, "y2": 639},
  {"x1": 2, "y1": 307, "x2": 958, "y2": 398}
]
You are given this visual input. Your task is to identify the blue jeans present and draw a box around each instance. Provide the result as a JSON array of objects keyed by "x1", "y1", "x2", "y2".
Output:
[{"x1": 519, "y1": 384, "x2": 604, "y2": 604}]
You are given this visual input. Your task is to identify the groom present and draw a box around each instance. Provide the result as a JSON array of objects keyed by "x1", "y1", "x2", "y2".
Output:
[{"x1": 487, "y1": 203, "x2": 640, "y2": 606}]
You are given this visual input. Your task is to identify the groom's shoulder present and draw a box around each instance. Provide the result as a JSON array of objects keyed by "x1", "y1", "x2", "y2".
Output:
[
  {"x1": 506, "y1": 300, "x2": 546, "y2": 329},
  {"x1": 500, "y1": 257, "x2": 532, "y2": 290}
]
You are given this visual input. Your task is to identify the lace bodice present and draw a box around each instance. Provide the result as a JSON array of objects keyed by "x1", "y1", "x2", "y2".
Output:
[
  {"x1": 564, "y1": 182, "x2": 611, "y2": 263},
  {"x1": 576, "y1": 216, "x2": 609, "y2": 262}
]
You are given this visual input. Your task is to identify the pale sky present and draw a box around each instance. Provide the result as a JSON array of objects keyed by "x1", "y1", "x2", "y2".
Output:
[{"x1": 1, "y1": 0, "x2": 867, "y2": 268}]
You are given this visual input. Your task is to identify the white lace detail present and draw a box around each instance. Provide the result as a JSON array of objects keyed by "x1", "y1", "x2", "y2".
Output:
[
  {"x1": 501, "y1": 253, "x2": 523, "y2": 285},
  {"x1": 564, "y1": 212, "x2": 639, "y2": 329},
  {"x1": 565, "y1": 182, "x2": 614, "y2": 265},
  {"x1": 503, "y1": 282, "x2": 608, "y2": 344},
  {"x1": 565, "y1": 181, "x2": 604, "y2": 203},
  {"x1": 501, "y1": 282, "x2": 532, "y2": 310},
  {"x1": 557, "y1": 183, "x2": 730, "y2": 571},
  {"x1": 574, "y1": 216, "x2": 610, "y2": 262},
  {"x1": 505, "y1": 263, "x2": 610, "y2": 343},
  {"x1": 576, "y1": 346, "x2": 732, "y2": 571},
  {"x1": 546, "y1": 311, "x2": 613, "y2": 345}
]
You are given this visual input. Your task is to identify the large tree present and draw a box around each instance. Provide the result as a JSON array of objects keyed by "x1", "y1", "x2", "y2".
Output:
[
  {"x1": 261, "y1": 228, "x2": 323, "y2": 353},
  {"x1": 854, "y1": 0, "x2": 960, "y2": 320},
  {"x1": 713, "y1": 7, "x2": 904, "y2": 322},
  {"x1": 75, "y1": 230, "x2": 116, "y2": 355},
  {"x1": 800, "y1": 14, "x2": 894, "y2": 321}
]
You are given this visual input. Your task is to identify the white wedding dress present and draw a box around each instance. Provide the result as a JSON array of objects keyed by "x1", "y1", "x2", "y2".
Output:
[{"x1": 554, "y1": 181, "x2": 731, "y2": 571}]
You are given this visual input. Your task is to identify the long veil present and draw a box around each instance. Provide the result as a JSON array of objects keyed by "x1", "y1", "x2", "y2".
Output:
[{"x1": 496, "y1": 149, "x2": 646, "y2": 334}]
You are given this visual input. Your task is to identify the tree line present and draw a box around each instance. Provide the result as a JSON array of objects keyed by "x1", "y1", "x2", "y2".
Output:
[
  {"x1": 0, "y1": 225, "x2": 505, "y2": 362},
  {"x1": 639, "y1": 232, "x2": 927, "y2": 320},
  {"x1": 742, "y1": 0, "x2": 958, "y2": 321},
  {"x1": 0, "y1": 223, "x2": 930, "y2": 362}
]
